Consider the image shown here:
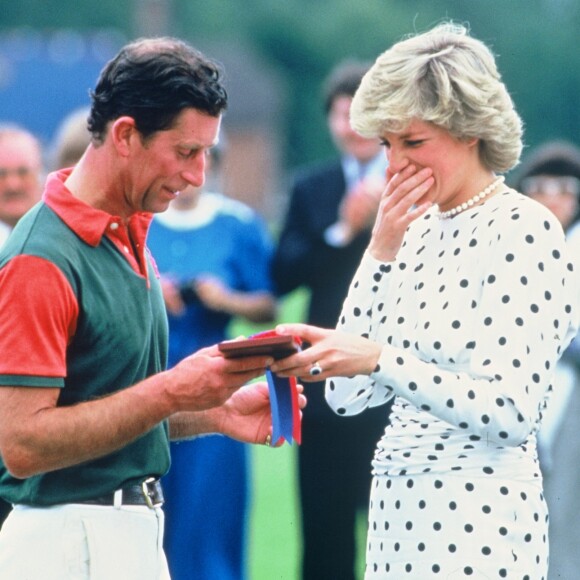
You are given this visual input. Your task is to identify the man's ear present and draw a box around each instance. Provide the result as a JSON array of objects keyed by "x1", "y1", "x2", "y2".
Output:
[{"x1": 110, "y1": 116, "x2": 138, "y2": 157}]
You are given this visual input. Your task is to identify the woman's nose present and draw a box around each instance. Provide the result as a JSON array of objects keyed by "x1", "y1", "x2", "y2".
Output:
[{"x1": 386, "y1": 146, "x2": 407, "y2": 174}]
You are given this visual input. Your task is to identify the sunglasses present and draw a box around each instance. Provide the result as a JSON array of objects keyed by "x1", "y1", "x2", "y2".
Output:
[{"x1": 521, "y1": 176, "x2": 580, "y2": 197}]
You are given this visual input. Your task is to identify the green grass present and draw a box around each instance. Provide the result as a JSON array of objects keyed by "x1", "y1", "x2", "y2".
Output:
[{"x1": 248, "y1": 444, "x2": 301, "y2": 580}]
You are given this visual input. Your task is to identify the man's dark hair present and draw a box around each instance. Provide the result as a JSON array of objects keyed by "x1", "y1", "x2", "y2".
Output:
[
  {"x1": 322, "y1": 59, "x2": 371, "y2": 115},
  {"x1": 88, "y1": 37, "x2": 228, "y2": 143}
]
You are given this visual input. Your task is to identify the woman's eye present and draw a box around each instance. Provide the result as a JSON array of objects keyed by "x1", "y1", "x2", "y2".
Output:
[{"x1": 406, "y1": 140, "x2": 423, "y2": 147}]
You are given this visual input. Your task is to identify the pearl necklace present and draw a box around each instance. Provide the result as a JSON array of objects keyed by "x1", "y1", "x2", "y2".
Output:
[{"x1": 438, "y1": 176, "x2": 505, "y2": 219}]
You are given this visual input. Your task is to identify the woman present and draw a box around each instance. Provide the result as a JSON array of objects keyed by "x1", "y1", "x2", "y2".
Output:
[{"x1": 271, "y1": 23, "x2": 578, "y2": 578}]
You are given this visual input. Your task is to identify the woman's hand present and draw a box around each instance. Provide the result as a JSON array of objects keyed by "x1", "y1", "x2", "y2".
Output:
[
  {"x1": 369, "y1": 163, "x2": 434, "y2": 262},
  {"x1": 269, "y1": 323, "x2": 382, "y2": 382}
]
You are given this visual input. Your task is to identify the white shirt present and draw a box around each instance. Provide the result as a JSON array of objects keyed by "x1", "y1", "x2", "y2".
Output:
[{"x1": 0, "y1": 222, "x2": 11, "y2": 250}]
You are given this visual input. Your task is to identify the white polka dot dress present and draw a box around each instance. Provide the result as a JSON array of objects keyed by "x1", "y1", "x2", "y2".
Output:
[{"x1": 326, "y1": 190, "x2": 579, "y2": 578}]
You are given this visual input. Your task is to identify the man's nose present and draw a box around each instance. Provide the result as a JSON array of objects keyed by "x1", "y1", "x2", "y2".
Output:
[{"x1": 182, "y1": 154, "x2": 206, "y2": 188}]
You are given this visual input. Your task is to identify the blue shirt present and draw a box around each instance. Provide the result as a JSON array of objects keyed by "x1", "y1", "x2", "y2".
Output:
[{"x1": 147, "y1": 192, "x2": 274, "y2": 367}]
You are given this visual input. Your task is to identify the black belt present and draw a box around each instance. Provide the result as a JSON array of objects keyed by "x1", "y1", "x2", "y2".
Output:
[{"x1": 78, "y1": 478, "x2": 164, "y2": 508}]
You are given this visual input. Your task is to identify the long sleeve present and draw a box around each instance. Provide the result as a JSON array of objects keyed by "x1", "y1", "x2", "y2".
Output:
[{"x1": 326, "y1": 195, "x2": 579, "y2": 448}]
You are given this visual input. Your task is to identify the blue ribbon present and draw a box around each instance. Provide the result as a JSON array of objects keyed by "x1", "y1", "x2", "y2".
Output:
[{"x1": 265, "y1": 369, "x2": 297, "y2": 445}]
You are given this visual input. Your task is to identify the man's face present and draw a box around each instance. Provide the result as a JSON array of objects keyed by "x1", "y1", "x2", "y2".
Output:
[
  {"x1": 0, "y1": 133, "x2": 43, "y2": 227},
  {"x1": 122, "y1": 108, "x2": 221, "y2": 216},
  {"x1": 328, "y1": 95, "x2": 381, "y2": 162}
]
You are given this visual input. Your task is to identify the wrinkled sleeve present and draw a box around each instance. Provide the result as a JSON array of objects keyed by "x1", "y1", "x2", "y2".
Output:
[
  {"x1": 326, "y1": 251, "x2": 397, "y2": 414},
  {"x1": 326, "y1": 213, "x2": 579, "y2": 446}
]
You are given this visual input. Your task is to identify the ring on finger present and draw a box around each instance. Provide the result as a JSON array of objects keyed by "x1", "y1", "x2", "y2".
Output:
[{"x1": 309, "y1": 362, "x2": 323, "y2": 376}]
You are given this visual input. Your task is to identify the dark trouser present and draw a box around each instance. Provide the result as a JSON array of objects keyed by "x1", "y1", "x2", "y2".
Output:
[{"x1": 298, "y1": 387, "x2": 389, "y2": 580}]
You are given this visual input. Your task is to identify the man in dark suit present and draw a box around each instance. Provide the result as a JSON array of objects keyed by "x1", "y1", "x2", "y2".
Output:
[{"x1": 272, "y1": 61, "x2": 391, "y2": 580}]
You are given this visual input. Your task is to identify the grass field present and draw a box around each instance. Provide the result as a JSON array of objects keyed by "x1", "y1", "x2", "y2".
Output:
[
  {"x1": 248, "y1": 444, "x2": 301, "y2": 579},
  {"x1": 248, "y1": 443, "x2": 367, "y2": 580},
  {"x1": 230, "y1": 289, "x2": 366, "y2": 580},
  {"x1": 229, "y1": 289, "x2": 306, "y2": 580}
]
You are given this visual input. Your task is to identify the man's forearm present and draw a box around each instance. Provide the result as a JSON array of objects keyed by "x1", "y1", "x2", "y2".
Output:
[
  {"x1": 0, "y1": 371, "x2": 175, "y2": 478},
  {"x1": 168, "y1": 410, "x2": 218, "y2": 441}
]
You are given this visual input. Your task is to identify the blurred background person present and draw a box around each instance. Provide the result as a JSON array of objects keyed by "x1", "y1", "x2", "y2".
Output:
[
  {"x1": 50, "y1": 106, "x2": 91, "y2": 170},
  {"x1": 146, "y1": 140, "x2": 277, "y2": 580},
  {"x1": 0, "y1": 124, "x2": 43, "y2": 249},
  {"x1": 513, "y1": 140, "x2": 580, "y2": 580},
  {"x1": 272, "y1": 60, "x2": 391, "y2": 580}
]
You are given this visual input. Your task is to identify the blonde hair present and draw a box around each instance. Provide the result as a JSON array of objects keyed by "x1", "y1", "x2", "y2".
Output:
[{"x1": 350, "y1": 22, "x2": 523, "y2": 173}]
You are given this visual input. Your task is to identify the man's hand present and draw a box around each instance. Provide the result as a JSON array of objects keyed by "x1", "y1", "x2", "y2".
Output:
[
  {"x1": 166, "y1": 344, "x2": 273, "y2": 413},
  {"x1": 170, "y1": 381, "x2": 307, "y2": 445},
  {"x1": 339, "y1": 176, "x2": 384, "y2": 238},
  {"x1": 0, "y1": 345, "x2": 273, "y2": 478}
]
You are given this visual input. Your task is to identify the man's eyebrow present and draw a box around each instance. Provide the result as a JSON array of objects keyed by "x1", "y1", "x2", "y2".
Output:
[{"x1": 181, "y1": 139, "x2": 219, "y2": 150}]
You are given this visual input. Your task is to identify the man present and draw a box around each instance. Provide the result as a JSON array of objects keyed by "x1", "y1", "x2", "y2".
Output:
[
  {"x1": 0, "y1": 125, "x2": 43, "y2": 248},
  {"x1": 0, "y1": 37, "x2": 285, "y2": 580},
  {"x1": 272, "y1": 60, "x2": 391, "y2": 580}
]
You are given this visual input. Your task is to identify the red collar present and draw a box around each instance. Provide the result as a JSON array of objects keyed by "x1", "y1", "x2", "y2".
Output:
[{"x1": 42, "y1": 169, "x2": 153, "y2": 249}]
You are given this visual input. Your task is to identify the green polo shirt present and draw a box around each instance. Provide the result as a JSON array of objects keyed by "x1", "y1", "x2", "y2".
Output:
[{"x1": 0, "y1": 170, "x2": 170, "y2": 506}]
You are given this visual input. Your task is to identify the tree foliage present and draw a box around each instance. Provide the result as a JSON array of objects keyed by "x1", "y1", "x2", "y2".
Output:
[{"x1": 2, "y1": 0, "x2": 579, "y2": 171}]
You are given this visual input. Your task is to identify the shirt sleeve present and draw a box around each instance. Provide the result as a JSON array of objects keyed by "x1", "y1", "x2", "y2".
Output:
[
  {"x1": 326, "y1": 212, "x2": 579, "y2": 447},
  {"x1": 0, "y1": 255, "x2": 79, "y2": 385},
  {"x1": 325, "y1": 250, "x2": 396, "y2": 413}
]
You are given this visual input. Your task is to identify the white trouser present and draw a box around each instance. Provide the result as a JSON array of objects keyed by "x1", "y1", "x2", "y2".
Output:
[{"x1": 0, "y1": 503, "x2": 171, "y2": 580}]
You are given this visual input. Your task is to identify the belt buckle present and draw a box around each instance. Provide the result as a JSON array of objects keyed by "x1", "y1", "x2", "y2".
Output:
[{"x1": 141, "y1": 477, "x2": 161, "y2": 509}]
